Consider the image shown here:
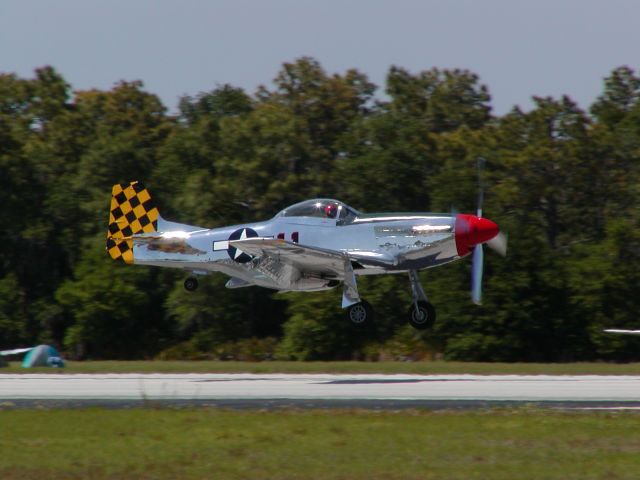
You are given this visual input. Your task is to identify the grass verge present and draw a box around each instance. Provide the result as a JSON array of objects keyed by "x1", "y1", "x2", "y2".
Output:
[
  {"x1": 2, "y1": 360, "x2": 640, "y2": 375},
  {"x1": 1, "y1": 407, "x2": 639, "y2": 479}
]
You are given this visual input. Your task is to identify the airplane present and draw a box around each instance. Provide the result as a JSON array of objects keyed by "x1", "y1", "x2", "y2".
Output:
[
  {"x1": 0, "y1": 347, "x2": 34, "y2": 356},
  {"x1": 106, "y1": 181, "x2": 506, "y2": 329},
  {"x1": 604, "y1": 330, "x2": 640, "y2": 335}
]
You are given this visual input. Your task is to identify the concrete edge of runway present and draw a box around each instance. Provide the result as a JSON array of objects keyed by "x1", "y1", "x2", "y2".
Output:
[
  {"x1": 3, "y1": 373, "x2": 639, "y2": 411},
  {"x1": 3, "y1": 398, "x2": 640, "y2": 411}
]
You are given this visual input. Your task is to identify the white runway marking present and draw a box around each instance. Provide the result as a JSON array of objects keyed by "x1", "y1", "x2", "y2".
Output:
[{"x1": 1, "y1": 374, "x2": 639, "y2": 403}]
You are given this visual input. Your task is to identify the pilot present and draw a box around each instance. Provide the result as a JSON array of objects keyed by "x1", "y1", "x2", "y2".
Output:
[{"x1": 324, "y1": 203, "x2": 338, "y2": 219}]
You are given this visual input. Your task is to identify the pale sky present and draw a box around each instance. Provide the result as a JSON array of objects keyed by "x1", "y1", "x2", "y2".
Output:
[{"x1": 1, "y1": 0, "x2": 638, "y2": 115}]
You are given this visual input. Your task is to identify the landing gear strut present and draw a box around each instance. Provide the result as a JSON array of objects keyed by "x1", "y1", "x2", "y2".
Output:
[
  {"x1": 407, "y1": 270, "x2": 436, "y2": 330},
  {"x1": 184, "y1": 277, "x2": 199, "y2": 292},
  {"x1": 342, "y1": 256, "x2": 374, "y2": 327}
]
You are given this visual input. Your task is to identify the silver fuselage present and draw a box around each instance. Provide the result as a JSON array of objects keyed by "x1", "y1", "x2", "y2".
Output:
[{"x1": 134, "y1": 213, "x2": 461, "y2": 291}]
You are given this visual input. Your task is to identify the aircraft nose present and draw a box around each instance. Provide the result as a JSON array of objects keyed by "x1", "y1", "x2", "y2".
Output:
[{"x1": 455, "y1": 214, "x2": 500, "y2": 256}]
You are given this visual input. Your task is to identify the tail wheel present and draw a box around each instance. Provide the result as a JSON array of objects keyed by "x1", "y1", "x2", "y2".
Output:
[
  {"x1": 184, "y1": 277, "x2": 199, "y2": 292},
  {"x1": 346, "y1": 300, "x2": 374, "y2": 327},
  {"x1": 408, "y1": 301, "x2": 436, "y2": 330}
]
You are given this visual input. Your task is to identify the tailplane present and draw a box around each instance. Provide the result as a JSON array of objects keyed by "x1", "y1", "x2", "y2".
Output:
[{"x1": 106, "y1": 181, "x2": 159, "y2": 263}]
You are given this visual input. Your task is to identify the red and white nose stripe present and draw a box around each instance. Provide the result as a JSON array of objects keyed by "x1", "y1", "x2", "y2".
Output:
[{"x1": 455, "y1": 214, "x2": 500, "y2": 256}]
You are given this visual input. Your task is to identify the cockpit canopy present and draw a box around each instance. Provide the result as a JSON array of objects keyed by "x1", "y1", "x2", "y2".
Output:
[{"x1": 276, "y1": 199, "x2": 360, "y2": 221}]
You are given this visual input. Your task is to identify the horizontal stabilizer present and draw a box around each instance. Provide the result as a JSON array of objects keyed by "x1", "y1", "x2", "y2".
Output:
[{"x1": 106, "y1": 181, "x2": 206, "y2": 264}]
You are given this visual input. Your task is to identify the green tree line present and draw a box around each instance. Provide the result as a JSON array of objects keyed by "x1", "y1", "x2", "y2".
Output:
[{"x1": 2, "y1": 58, "x2": 640, "y2": 361}]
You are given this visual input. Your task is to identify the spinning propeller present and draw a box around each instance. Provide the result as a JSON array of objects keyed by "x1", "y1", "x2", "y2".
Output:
[{"x1": 453, "y1": 158, "x2": 507, "y2": 305}]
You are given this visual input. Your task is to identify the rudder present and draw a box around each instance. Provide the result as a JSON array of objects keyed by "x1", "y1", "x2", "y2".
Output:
[{"x1": 106, "y1": 181, "x2": 159, "y2": 263}]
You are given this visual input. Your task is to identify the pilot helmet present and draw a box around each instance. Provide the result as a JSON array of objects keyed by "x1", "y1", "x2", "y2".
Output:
[{"x1": 324, "y1": 203, "x2": 338, "y2": 218}]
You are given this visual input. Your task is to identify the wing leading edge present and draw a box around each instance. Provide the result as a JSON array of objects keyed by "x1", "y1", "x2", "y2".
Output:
[
  {"x1": 229, "y1": 237, "x2": 394, "y2": 278},
  {"x1": 229, "y1": 238, "x2": 346, "y2": 277}
]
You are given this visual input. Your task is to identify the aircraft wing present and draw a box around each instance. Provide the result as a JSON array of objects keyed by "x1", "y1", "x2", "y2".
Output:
[
  {"x1": 229, "y1": 238, "x2": 346, "y2": 277},
  {"x1": 604, "y1": 329, "x2": 640, "y2": 335},
  {"x1": 0, "y1": 347, "x2": 33, "y2": 356}
]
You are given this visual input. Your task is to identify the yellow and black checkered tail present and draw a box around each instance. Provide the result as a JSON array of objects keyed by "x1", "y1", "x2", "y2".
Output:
[{"x1": 106, "y1": 181, "x2": 159, "y2": 264}]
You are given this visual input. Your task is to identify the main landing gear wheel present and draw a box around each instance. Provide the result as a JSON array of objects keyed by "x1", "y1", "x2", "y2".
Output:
[
  {"x1": 346, "y1": 300, "x2": 374, "y2": 327},
  {"x1": 184, "y1": 277, "x2": 199, "y2": 292},
  {"x1": 408, "y1": 301, "x2": 435, "y2": 330}
]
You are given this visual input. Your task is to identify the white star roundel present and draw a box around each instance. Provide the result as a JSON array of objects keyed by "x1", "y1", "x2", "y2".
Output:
[{"x1": 227, "y1": 228, "x2": 258, "y2": 263}]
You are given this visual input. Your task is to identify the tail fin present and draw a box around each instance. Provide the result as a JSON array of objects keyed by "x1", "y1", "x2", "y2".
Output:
[{"x1": 106, "y1": 181, "x2": 159, "y2": 263}]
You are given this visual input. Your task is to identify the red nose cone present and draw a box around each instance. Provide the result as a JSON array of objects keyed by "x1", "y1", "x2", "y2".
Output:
[{"x1": 455, "y1": 214, "x2": 500, "y2": 256}]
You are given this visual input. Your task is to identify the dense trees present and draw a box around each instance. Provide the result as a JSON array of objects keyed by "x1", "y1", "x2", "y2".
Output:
[{"x1": 2, "y1": 59, "x2": 640, "y2": 361}]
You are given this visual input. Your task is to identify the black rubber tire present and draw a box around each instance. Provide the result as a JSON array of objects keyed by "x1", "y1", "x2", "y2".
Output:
[
  {"x1": 184, "y1": 277, "x2": 199, "y2": 292},
  {"x1": 407, "y1": 301, "x2": 436, "y2": 330},
  {"x1": 346, "y1": 300, "x2": 374, "y2": 327}
]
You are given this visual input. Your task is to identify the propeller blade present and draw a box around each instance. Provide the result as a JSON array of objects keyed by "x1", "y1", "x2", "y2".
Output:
[
  {"x1": 476, "y1": 156, "x2": 485, "y2": 218},
  {"x1": 486, "y1": 231, "x2": 508, "y2": 257},
  {"x1": 471, "y1": 244, "x2": 484, "y2": 305}
]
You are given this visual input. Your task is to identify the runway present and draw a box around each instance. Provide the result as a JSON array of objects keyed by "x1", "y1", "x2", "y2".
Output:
[{"x1": 1, "y1": 373, "x2": 639, "y2": 409}]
